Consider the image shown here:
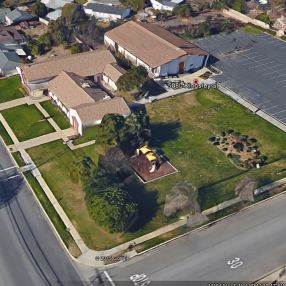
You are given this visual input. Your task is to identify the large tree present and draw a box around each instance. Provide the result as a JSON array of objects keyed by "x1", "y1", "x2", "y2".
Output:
[
  {"x1": 31, "y1": 0, "x2": 47, "y2": 17},
  {"x1": 97, "y1": 111, "x2": 151, "y2": 154},
  {"x1": 120, "y1": 0, "x2": 145, "y2": 12},
  {"x1": 87, "y1": 186, "x2": 138, "y2": 233}
]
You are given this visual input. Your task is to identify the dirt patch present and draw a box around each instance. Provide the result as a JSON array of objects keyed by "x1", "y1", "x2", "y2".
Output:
[{"x1": 130, "y1": 155, "x2": 177, "y2": 183}]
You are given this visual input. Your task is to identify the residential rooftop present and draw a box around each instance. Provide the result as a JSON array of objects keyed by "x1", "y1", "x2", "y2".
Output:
[
  {"x1": 105, "y1": 21, "x2": 208, "y2": 68},
  {"x1": 84, "y1": 3, "x2": 129, "y2": 16},
  {"x1": 21, "y1": 49, "x2": 116, "y2": 82}
]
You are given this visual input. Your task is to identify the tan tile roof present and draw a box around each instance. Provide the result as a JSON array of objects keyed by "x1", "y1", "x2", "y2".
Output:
[
  {"x1": 48, "y1": 70, "x2": 130, "y2": 124},
  {"x1": 105, "y1": 21, "x2": 208, "y2": 68},
  {"x1": 103, "y1": 62, "x2": 126, "y2": 82},
  {"x1": 76, "y1": 97, "x2": 131, "y2": 125},
  {"x1": 21, "y1": 49, "x2": 115, "y2": 82},
  {"x1": 48, "y1": 71, "x2": 101, "y2": 109}
]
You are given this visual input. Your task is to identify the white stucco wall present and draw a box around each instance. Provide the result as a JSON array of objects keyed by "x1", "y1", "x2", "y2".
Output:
[
  {"x1": 69, "y1": 109, "x2": 83, "y2": 135},
  {"x1": 84, "y1": 8, "x2": 130, "y2": 21}
]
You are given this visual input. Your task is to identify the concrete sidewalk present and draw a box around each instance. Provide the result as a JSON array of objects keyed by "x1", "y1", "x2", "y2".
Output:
[{"x1": 0, "y1": 96, "x2": 49, "y2": 111}]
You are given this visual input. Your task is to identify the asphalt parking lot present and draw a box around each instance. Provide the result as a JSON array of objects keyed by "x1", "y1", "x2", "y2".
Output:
[{"x1": 193, "y1": 30, "x2": 286, "y2": 125}]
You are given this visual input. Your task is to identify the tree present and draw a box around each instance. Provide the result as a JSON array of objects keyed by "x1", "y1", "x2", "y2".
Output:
[
  {"x1": 62, "y1": 3, "x2": 87, "y2": 26},
  {"x1": 120, "y1": 0, "x2": 145, "y2": 12},
  {"x1": 70, "y1": 43, "x2": 82, "y2": 54},
  {"x1": 174, "y1": 4, "x2": 192, "y2": 17},
  {"x1": 97, "y1": 111, "x2": 151, "y2": 154},
  {"x1": 87, "y1": 186, "x2": 138, "y2": 232},
  {"x1": 31, "y1": 0, "x2": 47, "y2": 17},
  {"x1": 117, "y1": 65, "x2": 148, "y2": 92}
]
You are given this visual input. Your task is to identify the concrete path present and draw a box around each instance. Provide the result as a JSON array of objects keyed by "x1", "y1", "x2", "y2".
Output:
[
  {"x1": 0, "y1": 96, "x2": 49, "y2": 111},
  {"x1": 67, "y1": 140, "x2": 96, "y2": 150},
  {"x1": 9, "y1": 131, "x2": 65, "y2": 151}
]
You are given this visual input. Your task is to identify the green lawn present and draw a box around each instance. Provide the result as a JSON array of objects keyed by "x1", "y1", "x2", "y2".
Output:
[
  {"x1": 1, "y1": 104, "x2": 55, "y2": 141},
  {"x1": 0, "y1": 76, "x2": 25, "y2": 103},
  {"x1": 146, "y1": 89, "x2": 286, "y2": 210},
  {"x1": 27, "y1": 89, "x2": 286, "y2": 250},
  {"x1": 40, "y1": 101, "x2": 70, "y2": 130},
  {"x1": 0, "y1": 121, "x2": 13, "y2": 145},
  {"x1": 73, "y1": 126, "x2": 99, "y2": 145},
  {"x1": 12, "y1": 151, "x2": 25, "y2": 167},
  {"x1": 24, "y1": 172, "x2": 81, "y2": 257}
]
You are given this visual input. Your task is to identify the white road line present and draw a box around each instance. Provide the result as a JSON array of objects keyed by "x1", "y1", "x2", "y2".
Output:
[
  {"x1": 277, "y1": 79, "x2": 286, "y2": 83},
  {"x1": 0, "y1": 174, "x2": 20, "y2": 182},
  {"x1": 263, "y1": 105, "x2": 279, "y2": 111},
  {"x1": 272, "y1": 110, "x2": 286, "y2": 115},
  {"x1": 104, "y1": 271, "x2": 116, "y2": 286},
  {"x1": 0, "y1": 166, "x2": 17, "y2": 173}
]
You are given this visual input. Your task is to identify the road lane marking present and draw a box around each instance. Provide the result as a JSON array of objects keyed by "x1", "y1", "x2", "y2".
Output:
[
  {"x1": 227, "y1": 257, "x2": 244, "y2": 269},
  {"x1": 130, "y1": 273, "x2": 151, "y2": 286},
  {"x1": 0, "y1": 174, "x2": 21, "y2": 182},
  {"x1": 0, "y1": 166, "x2": 17, "y2": 173},
  {"x1": 104, "y1": 271, "x2": 116, "y2": 286}
]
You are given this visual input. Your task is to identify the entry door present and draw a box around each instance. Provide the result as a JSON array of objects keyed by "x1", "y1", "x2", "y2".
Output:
[
  {"x1": 72, "y1": 117, "x2": 79, "y2": 134},
  {"x1": 179, "y1": 62, "x2": 184, "y2": 74}
]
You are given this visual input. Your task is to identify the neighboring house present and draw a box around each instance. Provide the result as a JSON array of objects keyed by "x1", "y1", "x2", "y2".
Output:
[
  {"x1": 273, "y1": 15, "x2": 286, "y2": 33},
  {"x1": 5, "y1": 9, "x2": 35, "y2": 26},
  {"x1": 150, "y1": 0, "x2": 185, "y2": 11},
  {"x1": 0, "y1": 25, "x2": 24, "y2": 44},
  {"x1": 46, "y1": 9, "x2": 62, "y2": 21},
  {"x1": 0, "y1": 8, "x2": 11, "y2": 24},
  {"x1": 17, "y1": 49, "x2": 117, "y2": 96},
  {"x1": 89, "y1": 0, "x2": 121, "y2": 5},
  {"x1": 40, "y1": 0, "x2": 73, "y2": 10},
  {"x1": 48, "y1": 71, "x2": 131, "y2": 135},
  {"x1": 102, "y1": 62, "x2": 126, "y2": 90},
  {"x1": 104, "y1": 21, "x2": 209, "y2": 77},
  {"x1": 84, "y1": 3, "x2": 131, "y2": 21},
  {"x1": 0, "y1": 49, "x2": 20, "y2": 77},
  {"x1": 0, "y1": 43, "x2": 26, "y2": 56}
]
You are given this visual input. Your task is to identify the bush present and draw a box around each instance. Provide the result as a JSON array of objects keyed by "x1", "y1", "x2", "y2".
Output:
[
  {"x1": 117, "y1": 65, "x2": 148, "y2": 92},
  {"x1": 208, "y1": 136, "x2": 216, "y2": 142},
  {"x1": 256, "y1": 13, "x2": 270, "y2": 24},
  {"x1": 87, "y1": 186, "x2": 138, "y2": 233},
  {"x1": 31, "y1": 0, "x2": 47, "y2": 17}
]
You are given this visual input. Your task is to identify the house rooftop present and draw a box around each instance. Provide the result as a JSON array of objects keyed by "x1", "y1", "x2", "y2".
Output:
[
  {"x1": 0, "y1": 8, "x2": 11, "y2": 24},
  {"x1": 0, "y1": 25, "x2": 24, "y2": 44},
  {"x1": 40, "y1": 0, "x2": 73, "y2": 10},
  {"x1": 103, "y1": 62, "x2": 126, "y2": 82},
  {"x1": 21, "y1": 49, "x2": 116, "y2": 82},
  {"x1": 0, "y1": 49, "x2": 20, "y2": 73},
  {"x1": 88, "y1": 0, "x2": 121, "y2": 5},
  {"x1": 84, "y1": 3, "x2": 128, "y2": 16},
  {"x1": 48, "y1": 71, "x2": 108, "y2": 109},
  {"x1": 49, "y1": 70, "x2": 131, "y2": 124},
  {"x1": 5, "y1": 9, "x2": 34, "y2": 24},
  {"x1": 105, "y1": 21, "x2": 208, "y2": 68},
  {"x1": 76, "y1": 97, "x2": 130, "y2": 124}
]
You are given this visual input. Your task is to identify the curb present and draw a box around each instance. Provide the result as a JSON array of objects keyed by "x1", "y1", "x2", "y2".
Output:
[
  {"x1": 253, "y1": 264, "x2": 286, "y2": 282},
  {"x1": 0, "y1": 137, "x2": 86, "y2": 280},
  {"x1": 128, "y1": 185, "x2": 286, "y2": 262}
]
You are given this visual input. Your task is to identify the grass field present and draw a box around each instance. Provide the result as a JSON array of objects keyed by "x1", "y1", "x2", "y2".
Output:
[
  {"x1": 27, "y1": 89, "x2": 286, "y2": 250},
  {"x1": 73, "y1": 126, "x2": 99, "y2": 145},
  {"x1": 1, "y1": 104, "x2": 55, "y2": 141},
  {"x1": 24, "y1": 172, "x2": 81, "y2": 257},
  {"x1": 40, "y1": 101, "x2": 70, "y2": 130},
  {"x1": 0, "y1": 76, "x2": 24, "y2": 103},
  {"x1": 0, "y1": 121, "x2": 13, "y2": 145}
]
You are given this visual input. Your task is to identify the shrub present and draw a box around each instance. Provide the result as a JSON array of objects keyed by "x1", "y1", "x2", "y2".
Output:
[{"x1": 208, "y1": 136, "x2": 216, "y2": 142}]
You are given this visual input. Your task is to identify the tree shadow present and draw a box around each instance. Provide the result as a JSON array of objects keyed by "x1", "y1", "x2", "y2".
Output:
[
  {"x1": 150, "y1": 121, "x2": 181, "y2": 158},
  {"x1": 0, "y1": 171, "x2": 23, "y2": 209},
  {"x1": 123, "y1": 176, "x2": 158, "y2": 233}
]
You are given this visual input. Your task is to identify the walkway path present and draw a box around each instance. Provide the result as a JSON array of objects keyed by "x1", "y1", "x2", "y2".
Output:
[{"x1": 0, "y1": 96, "x2": 49, "y2": 111}]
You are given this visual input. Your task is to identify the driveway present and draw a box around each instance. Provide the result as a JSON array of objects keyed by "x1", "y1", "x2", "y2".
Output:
[{"x1": 193, "y1": 30, "x2": 286, "y2": 125}]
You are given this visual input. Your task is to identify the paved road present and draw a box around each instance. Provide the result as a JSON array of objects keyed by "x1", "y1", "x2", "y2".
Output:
[
  {"x1": 106, "y1": 191, "x2": 286, "y2": 285},
  {"x1": 0, "y1": 140, "x2": 83, "y2": 286}
]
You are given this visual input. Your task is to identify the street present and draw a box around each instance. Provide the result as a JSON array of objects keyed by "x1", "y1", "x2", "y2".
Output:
[
  {"x1": 106, "y1": 190, "x2": 286, "y2": 285},
  {"x1": 0, "y1": 139, "x2": 83, "y2": 286}
]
